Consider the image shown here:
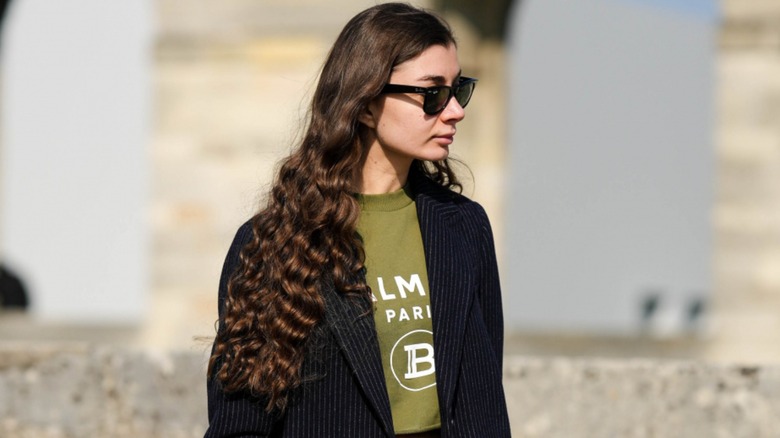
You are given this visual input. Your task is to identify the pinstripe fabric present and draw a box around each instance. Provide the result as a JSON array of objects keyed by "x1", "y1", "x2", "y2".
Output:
[{"x1": 205, "y1": 168, "x2": 510, "y2": 437}]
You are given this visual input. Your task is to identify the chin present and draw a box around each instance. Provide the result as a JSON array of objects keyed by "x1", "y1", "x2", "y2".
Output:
[{"x1": 419, "y1": 147, "x2": 449, "y2": 162}]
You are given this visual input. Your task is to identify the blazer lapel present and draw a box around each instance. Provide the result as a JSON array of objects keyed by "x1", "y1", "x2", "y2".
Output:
[
  {"x1": 413, "y1": 178, "x2": 476, "y2": 421},
  {"x1": 322, "y1": 283, "x2": 394, "y2": 437}
]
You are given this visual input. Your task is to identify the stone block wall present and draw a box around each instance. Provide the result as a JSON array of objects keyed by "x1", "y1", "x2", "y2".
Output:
[
  {"x1": 151, "y1": 0, "x2": 361, "y2": 349},
  {"x1": 713, "y1": 1, "x2": 780, "y2": 362},
  {"x1": 2, "y1": 347, "x2": 780, "y2": 437}
]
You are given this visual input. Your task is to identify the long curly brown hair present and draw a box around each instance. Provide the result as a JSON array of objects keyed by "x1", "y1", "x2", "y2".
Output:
[{"x1": 208, "y1": 3, "x2": 461, "y2": 412}]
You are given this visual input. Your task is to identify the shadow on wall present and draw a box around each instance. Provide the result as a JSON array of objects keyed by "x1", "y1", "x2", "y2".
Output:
[
  {"x1": 0, "y1": 263, "x2": 29, "y2": 310},
  {"x1": 0, "y1": 0, "x2": 10, "y2": 27}
]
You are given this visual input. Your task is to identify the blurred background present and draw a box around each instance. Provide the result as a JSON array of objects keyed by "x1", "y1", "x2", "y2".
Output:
[{"x1": 0, "y1": 0, "x2": 778, "y2": 365}]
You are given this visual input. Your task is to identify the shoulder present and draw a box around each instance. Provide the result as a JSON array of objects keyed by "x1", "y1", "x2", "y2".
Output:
[
  {"x1": 219, "y1": 218, "x2": 257, "y2": 282},
  {"x1": 229, "y1": 219, "x2": 255, "y2": 250},
  {"x1": 413, "y1": 177, "x2": 490, "y2": 225}
]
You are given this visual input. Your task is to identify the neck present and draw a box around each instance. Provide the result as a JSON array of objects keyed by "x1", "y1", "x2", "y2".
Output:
[{"x1": 358, "y1": 140, "x2": 413, "y2": 195}]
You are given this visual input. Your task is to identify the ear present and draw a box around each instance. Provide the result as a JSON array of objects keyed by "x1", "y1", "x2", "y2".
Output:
[{"x1": 358, "y1": 101, "x2": 378, "y2": 129}]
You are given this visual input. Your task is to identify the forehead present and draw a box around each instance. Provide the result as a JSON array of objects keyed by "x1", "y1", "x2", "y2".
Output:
[{"x1": 390, "y1": 44, "x2": 461, "y2": 83}]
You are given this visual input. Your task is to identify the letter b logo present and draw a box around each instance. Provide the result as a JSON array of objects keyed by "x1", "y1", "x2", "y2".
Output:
[
  {"x1": 404, "y1": 343, "x2": 435, "y2": 379},
  {"x1": 390, "y1": 330, "x2": 437, "y2": 391}
]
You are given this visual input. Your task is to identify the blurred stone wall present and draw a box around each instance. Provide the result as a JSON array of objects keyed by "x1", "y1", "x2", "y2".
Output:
[
  {"x1": 2, "y1": 346, "x2": 779, "y2": 438},
  {"x1": 713, "y1": 0, "x2": 780, "y2": 362},
  {"x1": 151, "y1": 0, "x2": 346, "y2": 348}
]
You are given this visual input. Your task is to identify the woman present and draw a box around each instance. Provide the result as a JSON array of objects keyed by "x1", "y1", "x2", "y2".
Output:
[{"x1": 206, "y1": 3, "x2": 510, "y2": 437}]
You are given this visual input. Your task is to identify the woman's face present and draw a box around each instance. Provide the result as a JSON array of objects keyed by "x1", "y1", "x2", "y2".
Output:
[{"x1": 361, "y1": 43, "x2": 465, "y2": 179}]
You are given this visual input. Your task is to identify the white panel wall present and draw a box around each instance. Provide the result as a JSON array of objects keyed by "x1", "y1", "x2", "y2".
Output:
[
  {"x1": 505, "y1": 0, "x2": 715, "y2": 334},
  {"x1": 1, "y1": 0, "x2": 153, "y2": 322}
]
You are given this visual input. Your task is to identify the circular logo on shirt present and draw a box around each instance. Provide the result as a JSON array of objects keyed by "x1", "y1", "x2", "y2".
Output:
[{"x1": 389, "y1": 329, "x2": 437, "y2": 391}]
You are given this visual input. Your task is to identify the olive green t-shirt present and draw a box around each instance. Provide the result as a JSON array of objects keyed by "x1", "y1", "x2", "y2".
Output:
[{"x1": 356, "y1": 187, "x2": 441, "y2": 434}]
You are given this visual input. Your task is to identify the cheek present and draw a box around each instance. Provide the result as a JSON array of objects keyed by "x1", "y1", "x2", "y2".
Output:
[
  {"x1": 375, "y1": 101, "x2": 434, "y2": 145},
  {"x1": 380, "y1": 111, "x2": 428, "y2": 135},
  {"x1": 378, "y1": 119, "x2": 425, "y2": 147}
]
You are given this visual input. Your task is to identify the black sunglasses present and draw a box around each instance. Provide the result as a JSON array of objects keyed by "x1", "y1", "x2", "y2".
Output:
[{"x1": 380, "y1": 77, "x2": 478, "y2": 115}]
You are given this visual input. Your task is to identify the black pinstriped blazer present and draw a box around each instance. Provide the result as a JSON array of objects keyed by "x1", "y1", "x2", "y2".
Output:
[{"x1": 205, "y1": 168, "x2": 511, "y2": 437}]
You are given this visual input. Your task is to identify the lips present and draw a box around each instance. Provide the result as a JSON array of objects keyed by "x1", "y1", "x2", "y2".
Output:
[
  {"x1": 433, "y1": 135, "x2": 454, "y2": 146},
  {"x1": 434, "y1": 131, "x2": 456, "y2": 141}
]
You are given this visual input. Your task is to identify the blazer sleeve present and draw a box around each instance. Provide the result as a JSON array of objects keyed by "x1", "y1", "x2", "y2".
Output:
[
  {"x1": 205, "y1": 220, "x2": 281, "y2": 438},
  {"x1": 472, "y1": 203, "x2": 505, "y2": 368}
]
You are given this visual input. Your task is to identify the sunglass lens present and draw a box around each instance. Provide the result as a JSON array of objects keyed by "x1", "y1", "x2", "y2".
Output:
[
  {"x1": 455, "y1": 81, "x2": 475, "y2": 108},
  {"x1": 424, "y1": 87, "x2": 450, "y2": 115}
]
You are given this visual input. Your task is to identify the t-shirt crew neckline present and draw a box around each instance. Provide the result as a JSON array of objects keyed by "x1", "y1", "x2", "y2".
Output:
[{"x1": 356, "y1": 186, "x2": 414, "y2": 212}]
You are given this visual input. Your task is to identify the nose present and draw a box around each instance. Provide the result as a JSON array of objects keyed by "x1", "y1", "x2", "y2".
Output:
[{"x1": 440, "y1": 95, "x2": 466, "y2": 122}]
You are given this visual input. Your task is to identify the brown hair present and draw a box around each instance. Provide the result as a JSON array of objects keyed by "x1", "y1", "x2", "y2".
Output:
[{"x1": 208, "y1": 2, "x2": 460, "y2": 412}]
